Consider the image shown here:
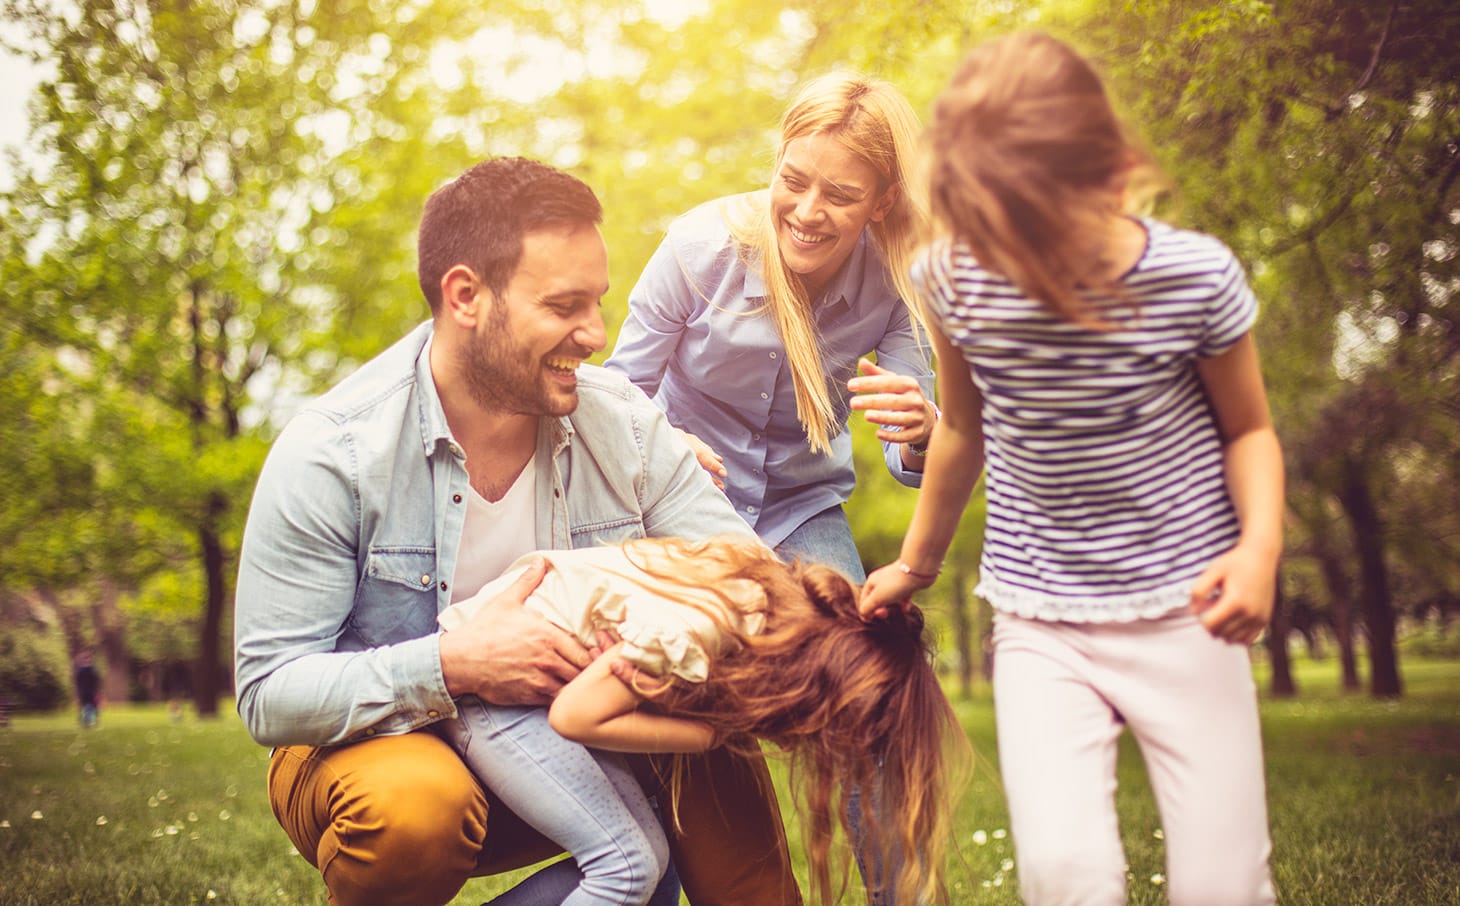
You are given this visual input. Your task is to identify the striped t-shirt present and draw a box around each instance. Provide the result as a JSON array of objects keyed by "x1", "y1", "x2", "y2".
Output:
[{"x1": 916, "y1": 218, "x2": 1258, "y2": 622}]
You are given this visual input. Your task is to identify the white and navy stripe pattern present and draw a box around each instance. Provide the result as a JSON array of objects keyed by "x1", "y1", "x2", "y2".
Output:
[{"x1": 917, "y1": 219, "x2": 1258, "y2": 622}]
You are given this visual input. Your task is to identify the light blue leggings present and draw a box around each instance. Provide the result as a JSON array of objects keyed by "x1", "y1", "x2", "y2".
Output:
[{"x1": 438, "y1": 698, "x2": 675, "y2": 906}]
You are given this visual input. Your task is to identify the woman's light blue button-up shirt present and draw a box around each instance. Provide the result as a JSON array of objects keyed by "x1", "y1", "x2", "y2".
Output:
[{"x1": 606, "y1": 195, "x2": 933, "y2": 547}]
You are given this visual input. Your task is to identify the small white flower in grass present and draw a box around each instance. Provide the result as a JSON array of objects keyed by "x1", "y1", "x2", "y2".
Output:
[
  {"x1": 83, "y1": 762, "x2": 95, "y2": 774},
  {"x1": 992, "y1": 828, "x2": 1007, "y2": 839},
  {"x1": 1153, "y1": 828, "x2": 1164, "y2": 840},
  {"x1": 95, "y1": 816, "x2": 108, "y2": 826},
  {"x1": 207, "y1": 891, "x2": 218, "y2": 900},
  {"x1": 981, "y1": 881, "x2": 992, "y2": 889},
  {"x1": 1151, "y1": 873, "x2": 1166, "y2": 886},
  {"x1": 190, "y1": 831, "x2": 201, "y2": 840},
  {"x1": 165, "y1": 824, "x2": 180, "y2": 835},
  {"x1": 0, "y1": 820, "x2": 9, "y2": 828},
  {"x1": 993, "y1": 876, "x2": 1004, "y2": 887},
  {"x1": 225, "y1": 784, "x2": 239, "y2": 798},
  {"x1": 148, "y1": 796, "x2": 159, "y2": 808},
  {"x1": 30, "y1": 810, "x2": 42, "y2": 820},
  {"x1": 151, "y1": 827, "x2": 165, "y2": 838},
  {"x1": 156, "y1": 789, "x2": 169, "y2": 801},
  {"x1": 971, "y1": 829, "x2": 988, "y2": 846},
  {"x1": 218, "y1": 809, "x2": 232, "y2": 821},
  {"x1": 1001, "y1": 858, "x2": 1014, "y2": 872},
  {"x1": 188, "y1": 812, "x2": 199, "y2": 822}
]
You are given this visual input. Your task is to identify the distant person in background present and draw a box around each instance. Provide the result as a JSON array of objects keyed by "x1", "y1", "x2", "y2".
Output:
[{"x1": 73, "y1": 648, "x2": 100, "y2": 728}]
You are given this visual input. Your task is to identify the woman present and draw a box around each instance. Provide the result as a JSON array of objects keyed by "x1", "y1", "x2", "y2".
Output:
[{"x1": 605, "y1": 72, "x2": 936, "y2": 583}]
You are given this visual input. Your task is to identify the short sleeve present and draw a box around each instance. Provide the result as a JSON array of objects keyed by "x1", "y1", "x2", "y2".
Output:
[
  {"x1": 1197, "y1": 253, "x2": 1259, "y2": 358},
  {"x1": 590, "y1": 575, "x2": 765, "y2": 684}
]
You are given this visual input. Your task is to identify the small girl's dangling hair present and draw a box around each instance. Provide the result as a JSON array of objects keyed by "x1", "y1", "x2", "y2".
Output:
[
  {"x1": 650, "y1": 542, "x2": 970, "y2": 905},
  {"x1": 927, "y1": 31, "x2": 1162, "y2": 323}
]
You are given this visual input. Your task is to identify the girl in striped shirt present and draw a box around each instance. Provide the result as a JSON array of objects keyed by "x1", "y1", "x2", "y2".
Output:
[{"x1": 861, "y1": 32, "x2": 1284, "y2": 906}]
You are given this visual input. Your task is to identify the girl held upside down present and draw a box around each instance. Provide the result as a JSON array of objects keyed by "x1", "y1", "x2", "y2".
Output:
[{"x1": 436, "y1": 535, "x2": 969, "y2": 906}]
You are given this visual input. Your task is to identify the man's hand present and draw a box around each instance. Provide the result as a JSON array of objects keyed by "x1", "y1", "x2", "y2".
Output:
[
  {"x1": 439, "y1": 558, "x2": 595, "y2": 706},
  {"x1": 675, "y1": 427, "x2": 728, "y2": 490}
]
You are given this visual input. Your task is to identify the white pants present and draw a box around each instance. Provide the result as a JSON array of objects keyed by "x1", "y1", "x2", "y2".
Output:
[{"x1": 992, "y1": 611, "x2": 1276, "y2": 906}]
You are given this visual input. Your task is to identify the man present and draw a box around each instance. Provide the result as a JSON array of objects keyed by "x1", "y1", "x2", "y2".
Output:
[{"x1": 234, "y1": 158, "x2": 800, "y2": 906}]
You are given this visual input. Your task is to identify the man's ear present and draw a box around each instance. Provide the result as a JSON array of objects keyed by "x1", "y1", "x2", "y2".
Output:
[{"x1": 440, "y1": 265, "x2": 486, "y2": 327}]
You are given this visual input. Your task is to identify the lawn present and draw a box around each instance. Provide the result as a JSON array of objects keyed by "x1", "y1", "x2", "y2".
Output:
[{"x1": 1, "y1": 656, "x2": 1456, "y2": 905}]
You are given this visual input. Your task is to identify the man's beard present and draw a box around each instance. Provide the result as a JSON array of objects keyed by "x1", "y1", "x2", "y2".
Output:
[{"x1": 460, "y1": 301, "x2": 576, "y2": 417}]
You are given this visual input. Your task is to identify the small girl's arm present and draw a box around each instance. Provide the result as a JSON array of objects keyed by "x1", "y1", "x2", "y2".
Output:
[{"x1": 549, "y1": 644, "x2": 715, "y2": 753}]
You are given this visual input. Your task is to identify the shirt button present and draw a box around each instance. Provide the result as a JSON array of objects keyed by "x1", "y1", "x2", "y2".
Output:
[
  {"x1": 760, "y1": 392, "x2": 769, "y2": 400},
  {"x1": 753, "y1": 433, "x2": 761, "y2": 441},
  {"x1": 427, "y1": 710, "x2": 439, "y2": 719},
  {"x1": 439, "y1": 581, "x2": 448, "y2": 591},
  {"x1": 769, "y1": 351, "x2": 778, "y2": 359},
  {"x1": 420, "y1": 575, "x2": 431, "y2": 586},
  {"x1": 364, "y1": 728, "x2": 377, "y2": 736},
  {"x1": 746, "y1": 505, "x2": 757, "y2": 514},
  {"x1": 452, "y1": 494, "x2": 462, "y2": 504}
]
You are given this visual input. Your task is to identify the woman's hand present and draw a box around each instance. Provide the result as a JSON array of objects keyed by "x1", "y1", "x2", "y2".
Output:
[
  {"x1": 848, "y1": 357, "x2": 936, "y2": 447},
  {"x1": 675, "y1": 427, "x2": 727, "y2": 491},
  {"x1": 859, "y1": 561, "x2": 933, "y2": 620}
]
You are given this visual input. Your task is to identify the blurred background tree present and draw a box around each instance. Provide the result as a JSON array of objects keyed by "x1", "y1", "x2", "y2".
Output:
[{"x1": 1, "y1": 0, "x2": 1454, "y2": 714}]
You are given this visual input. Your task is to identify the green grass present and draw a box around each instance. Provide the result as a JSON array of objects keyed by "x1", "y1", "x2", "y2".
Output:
[{"x1": 1, "y1": 657, "x2": 1456, "y2": 904}]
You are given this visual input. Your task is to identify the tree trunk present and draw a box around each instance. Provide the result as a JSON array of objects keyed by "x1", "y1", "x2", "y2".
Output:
[
  {"x1": 1267, "y1": 570, "x2": 1297, "y2": 697},
  {"x1": 1314, "y1": 539, "x2": 1362, "y2": 692},
  {"x1": 949, "y1": 562, "x2": 973, "y2": 700},
  {"x1": 93, "y1": 579, "x2": 131, "y2": 707},
  {"x1": 1338, "y1": 460, "x2": 1403, "y2": 698},
  {"x1": 193, "y1": 492, "x2": 229, "y2": 718}
]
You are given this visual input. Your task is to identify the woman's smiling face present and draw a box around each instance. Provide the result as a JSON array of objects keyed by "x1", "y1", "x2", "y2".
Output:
[{"x1": 770, "y1": 132, "x2": 894, "y2": 297}]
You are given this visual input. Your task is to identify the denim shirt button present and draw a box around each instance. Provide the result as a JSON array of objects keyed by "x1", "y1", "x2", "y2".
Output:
[
  {"x1": 439, "y1": 581, "x2": 447, "y2": 591},
  {"x1": 420, "y1": 574, "x2": 431, "y2": 586},
  {"x1": 427, "y1": 710, "x2": 439, "y2": 719},
  {"x1": 452, "y1": 494, "x2": 462, "y2": 504}
]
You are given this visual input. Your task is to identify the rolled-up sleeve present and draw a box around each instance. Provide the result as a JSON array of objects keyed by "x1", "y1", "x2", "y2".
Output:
[{"x1": 874, "y1": 304, "x2": 935, "y2": 488}]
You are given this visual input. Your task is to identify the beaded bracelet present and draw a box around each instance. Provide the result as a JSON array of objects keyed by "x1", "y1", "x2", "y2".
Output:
[{"x1": 896, "y1": 560, "x2": 942, "y2": 581}]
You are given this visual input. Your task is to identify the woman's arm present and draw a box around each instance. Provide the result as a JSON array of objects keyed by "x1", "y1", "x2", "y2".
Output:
[
  {"x1": 860, "y1": 326, "x2": 986, "y2": 618},
  {"x1": 1190, "y1": 332, "x2": 1285, "y2": 644},
  {"x1": 549, "y1": 645, "x2": 715, "y2": 754}
]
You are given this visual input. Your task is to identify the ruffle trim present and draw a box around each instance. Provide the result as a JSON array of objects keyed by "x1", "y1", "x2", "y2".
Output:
[{"x1": 976, "y1": 574, "x2": 1192, "y2": 624}]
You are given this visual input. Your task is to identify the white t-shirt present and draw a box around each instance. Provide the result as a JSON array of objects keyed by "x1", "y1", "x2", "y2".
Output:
[{"x1": 450, "y1": 461, "x2": 538, "y2": 604}]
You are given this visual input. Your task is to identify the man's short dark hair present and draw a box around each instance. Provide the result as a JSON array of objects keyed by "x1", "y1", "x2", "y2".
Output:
[{"x1": 417, "y1": 157, "x2": 604, "y2": 312}]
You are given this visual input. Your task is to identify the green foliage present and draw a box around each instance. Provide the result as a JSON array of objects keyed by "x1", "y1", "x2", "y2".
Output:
[{"x1": 0, "y1": 624, "x2": 71, "y2": 711}]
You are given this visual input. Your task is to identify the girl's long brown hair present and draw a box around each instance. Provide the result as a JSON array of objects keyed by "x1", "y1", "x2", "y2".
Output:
[
  {"x1": 623, "y1": 537, "x2": 970, "y2": 905},
  {"x1": 927, "y1": 31, "x2": 1162, "y2": 323}
]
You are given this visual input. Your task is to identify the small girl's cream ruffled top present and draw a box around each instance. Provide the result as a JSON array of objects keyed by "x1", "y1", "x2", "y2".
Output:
[{"x1": 437, "y1": 543, "x2": 768, "y2": 683}]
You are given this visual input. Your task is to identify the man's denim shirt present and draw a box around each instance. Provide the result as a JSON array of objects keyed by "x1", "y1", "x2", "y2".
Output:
[{"x1": 234, "y1": 322, "x2": 752, "y2": 748}]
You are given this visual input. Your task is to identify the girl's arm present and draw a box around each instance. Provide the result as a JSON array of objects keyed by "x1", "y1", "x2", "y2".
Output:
[
  {"x1": 549, "y1": 644, "x2": 715, "y2": 753},
  {"x1": 860, "y1": 326, "x2": 986, "y2": 618},
  {"x1": 1191, "y1": 332, "x2": 1285, "y2": 644}
]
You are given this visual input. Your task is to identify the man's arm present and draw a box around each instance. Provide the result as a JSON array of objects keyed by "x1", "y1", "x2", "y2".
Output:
[{"x1": 233, "y1": 414, "x2": 457, "y2": 747}]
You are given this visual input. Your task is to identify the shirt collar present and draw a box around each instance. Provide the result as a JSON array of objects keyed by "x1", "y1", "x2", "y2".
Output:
[{"x1": 742, "y1": 228, "x2": 874, "y2": 316}]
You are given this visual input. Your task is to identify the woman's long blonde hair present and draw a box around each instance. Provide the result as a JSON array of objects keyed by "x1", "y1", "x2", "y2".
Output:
[
  {"x1": 728, "y1": 72, "x2": 929, "y2": 454},
  {"x1": 622, "y1": 536, "x2": 970, "y2": 906}
]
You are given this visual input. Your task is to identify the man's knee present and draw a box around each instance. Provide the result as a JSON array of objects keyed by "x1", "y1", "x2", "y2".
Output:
[{"x1": 317, "y1": 734, "x2": 489, "y2": 906}]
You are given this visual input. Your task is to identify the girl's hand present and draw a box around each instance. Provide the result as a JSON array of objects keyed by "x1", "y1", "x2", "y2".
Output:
[
  {"x1": 859, "y1": 562, "x2": 932, "y2": 620},
  {"x1": 848, "y1": 358, "x2": 936, "y2": 447},
  {"x1": 1190, "y1": 544, "x2": 1278, "y2": 645},
  {"x1": 674, "y1": 427, "x2": 727, "y2": 490}
]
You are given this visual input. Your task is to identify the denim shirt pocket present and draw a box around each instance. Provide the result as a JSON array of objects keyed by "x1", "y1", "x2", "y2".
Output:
[{"x1": 352, "y1": 547, "x2": 439, "y2": 647}]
